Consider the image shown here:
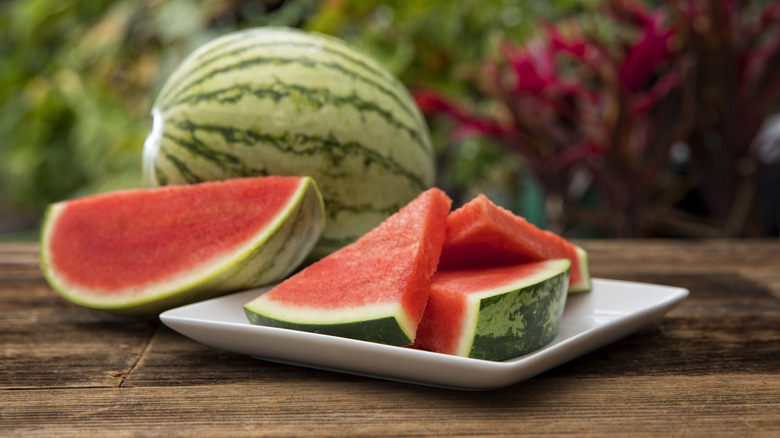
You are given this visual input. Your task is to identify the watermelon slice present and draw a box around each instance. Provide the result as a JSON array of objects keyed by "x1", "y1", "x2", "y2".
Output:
[
  {"x1": 413, "y1": 259, "x2": 570, "y2": 361},
  {"x1": 438, "y1": 194, "x2": 591, "y2": 293},
  {"x1": 244, "y1": 188, "x2": 452, "y2": 346},
  {"x1": 40, "y1": 176, "x2": 324, "y2": 316}
]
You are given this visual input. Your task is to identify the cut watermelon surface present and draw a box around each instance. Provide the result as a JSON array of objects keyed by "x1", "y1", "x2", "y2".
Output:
[
  {"x1": 413, "y1": 259, "x2": 570, "y2": 361},
  {"x1": 244, "y1": 188, "x2": 452, "y2": 345},
  {"x1": 40, "y1": 176, "x2": 324, "y2": 315},
  {"x1": 438, "y1": 195, "x2": 591, "y2": 293}
]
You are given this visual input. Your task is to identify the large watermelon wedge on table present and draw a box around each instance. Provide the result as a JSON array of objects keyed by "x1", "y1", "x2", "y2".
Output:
[
  {"x1": 40, "y1": 176, "x2": 324, "y2": 316},
  {"x1": 143, "y1": 27, "x2": 436, "y2": 259},
  {"x1": 244, "y1": 188, "x2": 451, "y2": 346},
  {"x1": 439, "y1": 195, "x2": 591, "y2": 293},
  {"x1": 413, "y1": 260, "x2": 570, "y2": 361}
]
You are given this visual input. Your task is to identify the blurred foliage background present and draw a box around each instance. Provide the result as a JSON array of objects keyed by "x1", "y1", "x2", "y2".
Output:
[{"x1": 1, "y1": 0, "x2": 778, "y2": 241}]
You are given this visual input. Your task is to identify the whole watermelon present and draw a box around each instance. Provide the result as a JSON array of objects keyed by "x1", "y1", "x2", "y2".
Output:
[{"x1": 143, "y1": 27, "x2": 436, "y2": 259}]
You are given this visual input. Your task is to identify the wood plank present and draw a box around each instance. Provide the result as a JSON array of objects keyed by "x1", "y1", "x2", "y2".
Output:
[
  {"x1": 0, "y1": 243, "x2": 39, "y2": 265},
  {"x1": 121, "y1": 325, "x2": 365, "y2": 388},
  {"x1": 578, "y1": 239, "x2": 780, "y2": 274},
  {"x1": 0, "y1": 242, "x2": 42, "y2": 279},
  {"x1": 742, "y1": 268, "x2": 780, "y2": 299},
  {"x1": 3, "y1": 376, "x2": 779, "y2": 436},
  {"x1": 0, "y1": 274, "x2": 157, "y2": 389}
]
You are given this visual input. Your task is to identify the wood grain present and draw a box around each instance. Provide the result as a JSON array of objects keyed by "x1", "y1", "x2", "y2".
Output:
[
  {"x1": 2, "y1": 241, "x2": 779, "y2": 436},
  {"x1": 4, "y1": 376, "x2": 779, "y2": 436},
  {"x1": 0, "y1": 275, "x2": 156, "y2": 389}
]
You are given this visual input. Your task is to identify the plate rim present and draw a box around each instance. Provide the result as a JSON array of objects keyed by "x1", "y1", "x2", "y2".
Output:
[{"x1": 160, "y1": 278, "x2": 689, "y2": 390}]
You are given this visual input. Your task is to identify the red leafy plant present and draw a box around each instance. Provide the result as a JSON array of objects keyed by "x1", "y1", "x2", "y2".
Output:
[
  {"x1": 417, "y1": 0, "x2": 780, "y2": 237},
  {"x1": 673, "y1": 0, "x2": 780, "y2": 236}
]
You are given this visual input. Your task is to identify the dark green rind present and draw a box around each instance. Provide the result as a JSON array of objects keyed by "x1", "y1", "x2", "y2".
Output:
[
  {"x1": 469, "y1": 268, "x2": 569, "y2": 361},
  {"x1": 244, "y1": 310, "x2": 413, "y2": 346},
  {"x1": 40, "y1": 178, "x2": 325, "y2": 317}
]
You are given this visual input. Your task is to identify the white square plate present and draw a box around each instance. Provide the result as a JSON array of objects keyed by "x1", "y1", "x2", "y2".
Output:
[{"x1": 160, "y1": 278, "x2": 688, "y2": 390}]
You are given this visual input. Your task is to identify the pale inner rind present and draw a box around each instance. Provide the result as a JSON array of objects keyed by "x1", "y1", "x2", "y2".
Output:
[{"x1": 572, "y1": 245, "x2": 591, "y2": 291}]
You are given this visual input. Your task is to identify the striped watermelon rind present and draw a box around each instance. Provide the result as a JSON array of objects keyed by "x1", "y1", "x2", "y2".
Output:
[
  {"x1": 143, "y1": 27, "x2": 435, "y2": 259},
  {"x1": 40, "y1": 177, "x2": 325, "y2": 316},
  {"x1": 469, "y1": 260, "x2": 569, "y2": 360},
  {"x1": 415, "y1": 259, "x2": 570, "y2": 361}
]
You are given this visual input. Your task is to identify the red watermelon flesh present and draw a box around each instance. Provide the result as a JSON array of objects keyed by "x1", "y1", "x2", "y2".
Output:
[
  {"x1": 41, "y1": 175, "x2": 324, "y2": 315},
  {"x1": 438, "y1": 195, "x2": 591, "y2": 293},
  {"x1": 244, "y1": 188, "x2": 452, "y2": 345}
]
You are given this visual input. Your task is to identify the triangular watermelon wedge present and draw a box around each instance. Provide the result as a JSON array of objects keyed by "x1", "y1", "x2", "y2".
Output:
[
  {"x1": 244, "y1": 188, "x2": 452, "y2": 346},
  {"x1": 40, "y1": 176, "x2": 324, "y2": 316},
  {"x1": 438, "y1": 195, "x2": 591, "y2": 293}
]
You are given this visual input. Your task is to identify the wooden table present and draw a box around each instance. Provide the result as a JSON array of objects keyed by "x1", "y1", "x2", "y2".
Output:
[{"x1": 2, "y1": 240, "x2": 779, "y2": 436}]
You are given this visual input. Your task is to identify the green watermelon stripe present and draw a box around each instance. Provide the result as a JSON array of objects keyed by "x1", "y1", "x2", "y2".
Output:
[
  {"x1": 168, "y1": 118, "x2": 429, "y2": 192},
  {"x1": 164, "y1": 80, "x2": 433, "y2": 158},
  {"x1": 197, "y1": 36, "x2": 394, "y2": 81},
  {"x1": 154, "y1": 162, "x2": 169, "y2": 186},
  {"x1": 159, "y1": 38, "x2": 400, "y2": 104},
  {"x1": 159, "y1": 150, "x2": 206, "y2": 184},
  {"x1": 162, "y1": 54, "x2": 419, "y2": 123},
  {"x1": 160, "y1": 131, "x2": 268, "y2": 182},
  {"x1": 323, "y1": 198, "x2": 403, "y2": 219}
]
